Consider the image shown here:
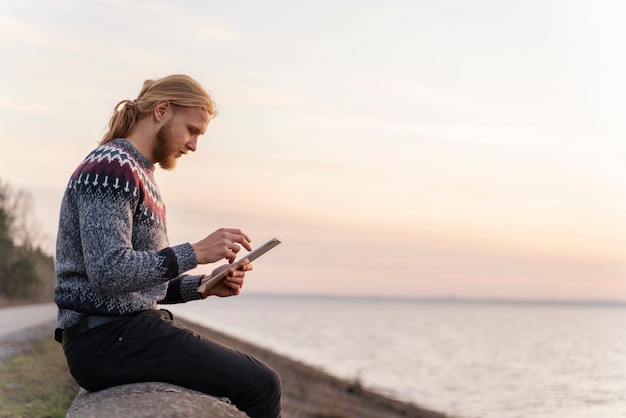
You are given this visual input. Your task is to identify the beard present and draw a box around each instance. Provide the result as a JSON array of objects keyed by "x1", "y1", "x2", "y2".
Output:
[{"x1": 154, "y1": 121, "x2": 178, "y2": 170}]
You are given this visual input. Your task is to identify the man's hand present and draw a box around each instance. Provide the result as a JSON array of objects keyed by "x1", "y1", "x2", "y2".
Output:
[
  {"x1": 192, "y1": 228, "x2": 252, "y2": 264},
  {"x1": 198, "y1": 261, "x2": 253, "y2": 298}
]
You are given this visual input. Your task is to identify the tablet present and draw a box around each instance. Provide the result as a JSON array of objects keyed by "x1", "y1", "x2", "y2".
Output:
[{"x1": 197, "y1": 237, "x2": 281, "y2": 293}]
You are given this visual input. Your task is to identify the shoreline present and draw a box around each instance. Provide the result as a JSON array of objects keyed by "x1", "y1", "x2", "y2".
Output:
[
  {"x1": 0, "y1": 306, "x2": 451, "y2": 418},
  {"x1": 175, "y1": 316, "x2": 451, "y2": 418}
]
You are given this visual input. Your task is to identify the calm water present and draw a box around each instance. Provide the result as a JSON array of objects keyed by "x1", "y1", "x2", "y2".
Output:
[{"x1": 167, "y1": 295, "x2": 626, "y2": 418}]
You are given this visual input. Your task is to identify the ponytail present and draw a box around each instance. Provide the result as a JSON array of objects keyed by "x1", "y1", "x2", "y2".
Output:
[
  {"x1": 100, "y1": 100, "x2": 141, "y2": 145},
  {"x1": 100, "y1": 75, "x2": 216, "y2": 145}
]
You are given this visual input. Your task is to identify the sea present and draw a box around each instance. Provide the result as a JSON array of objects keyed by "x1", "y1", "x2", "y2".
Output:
[{"x1": 167, "y1": 294, "x2": 626, "y2": 418}]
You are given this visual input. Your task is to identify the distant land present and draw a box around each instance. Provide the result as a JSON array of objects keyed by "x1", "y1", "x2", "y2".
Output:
[{"x1": 243, "y1": 293, "x2": 626, "y2": 308}]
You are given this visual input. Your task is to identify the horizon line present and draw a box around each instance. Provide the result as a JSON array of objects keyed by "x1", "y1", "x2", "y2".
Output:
[{"x1": 241, "y1": 292, "x2": 626, "y2": 307}]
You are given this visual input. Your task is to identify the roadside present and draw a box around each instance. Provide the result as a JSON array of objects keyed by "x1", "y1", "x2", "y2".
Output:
[
  {"x1": 0, "y1": 320, "x2": 55, "y2": 366},
  {"x1": 0, "y1": 320, "x2": 79, "y2": 417},
  {"x1": 0, "y1": 303, "x2": 57, "y2": 366},
  {"x1": 0, "y1": 303, "x2": 57, "y2": 338}
]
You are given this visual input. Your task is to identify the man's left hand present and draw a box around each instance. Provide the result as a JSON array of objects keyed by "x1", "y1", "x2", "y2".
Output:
[{"x1": 198, "y1": 261, "x2": 253, "y2": 298}]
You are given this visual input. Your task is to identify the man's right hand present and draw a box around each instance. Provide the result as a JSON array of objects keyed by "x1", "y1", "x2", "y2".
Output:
[{"x1": 192, "y1": 228, "x2": 252, "y2": 264}]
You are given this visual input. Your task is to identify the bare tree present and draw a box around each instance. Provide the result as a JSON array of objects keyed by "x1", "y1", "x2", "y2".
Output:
[
  {"x1": 0, "y1": 179, "x2": 47, "y2": 300},
  {"x1": 0, "y1": 179, "x2": 42, "y2": 250}
]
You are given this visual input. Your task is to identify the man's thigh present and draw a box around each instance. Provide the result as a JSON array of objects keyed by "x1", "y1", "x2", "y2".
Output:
[{"x1": 67, "y1": 309, "x2": 270, "y2": 396}]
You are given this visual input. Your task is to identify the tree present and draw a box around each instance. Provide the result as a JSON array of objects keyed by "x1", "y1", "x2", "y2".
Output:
[
  {"x1": 0, "y1": 179, "x2": 42, "y2": 250},
  {"x1": 0, "y1": 204, "x2": 14, "y2": 292},
  {"x1": 0, "y1": 179, "x2": 48, "y2": 300}
]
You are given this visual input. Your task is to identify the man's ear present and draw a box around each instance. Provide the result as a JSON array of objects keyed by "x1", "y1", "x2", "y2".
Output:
[{"x1": 153, "y1": 100, "x2": 170, "y2": 121}]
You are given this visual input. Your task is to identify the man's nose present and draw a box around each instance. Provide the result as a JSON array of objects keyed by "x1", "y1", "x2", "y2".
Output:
[{"x1": 187, "y1": 137, "x2": 198, "y2": 152}]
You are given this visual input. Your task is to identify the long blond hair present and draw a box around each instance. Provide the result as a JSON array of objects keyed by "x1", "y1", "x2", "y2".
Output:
[{"x1": 100, "y1": 74, "x2": 217, "y2": 145}]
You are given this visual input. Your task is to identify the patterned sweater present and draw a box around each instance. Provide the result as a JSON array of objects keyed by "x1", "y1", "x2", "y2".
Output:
[{"x1": 54, "y1": 138, "x2": 203, "y2": 329}]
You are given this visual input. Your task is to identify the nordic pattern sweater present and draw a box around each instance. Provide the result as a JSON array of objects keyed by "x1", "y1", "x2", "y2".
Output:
[{"x1": 54, "y1": 138, "x2": 203, "y2": 329}]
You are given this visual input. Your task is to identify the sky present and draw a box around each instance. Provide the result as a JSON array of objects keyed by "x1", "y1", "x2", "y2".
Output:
[{"x1": 1, "y1": 0, "x2": 626, "y2": 301}]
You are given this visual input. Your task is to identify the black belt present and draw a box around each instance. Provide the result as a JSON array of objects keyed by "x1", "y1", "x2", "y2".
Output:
[{"x1": 55, "y1": 315, "x2": 127, "y2": 347}]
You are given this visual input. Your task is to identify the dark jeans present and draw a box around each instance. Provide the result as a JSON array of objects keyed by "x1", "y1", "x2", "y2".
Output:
[{"x1": 62, "y1": 309, "x2": 282, "y2": 418}]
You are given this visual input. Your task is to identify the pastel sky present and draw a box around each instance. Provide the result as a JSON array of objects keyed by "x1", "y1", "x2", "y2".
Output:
[{"x1": 2, "y1": 0, "x2": 626, "y2": 301}]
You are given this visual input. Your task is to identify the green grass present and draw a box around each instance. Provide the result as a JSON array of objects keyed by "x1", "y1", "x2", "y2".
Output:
[{"x1": 0, "y1": 336, "x2": 79, "y2": 418}]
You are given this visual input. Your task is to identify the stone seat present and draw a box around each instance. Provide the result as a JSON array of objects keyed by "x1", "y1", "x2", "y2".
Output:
[{"x1": 66, "y1": 381, "x2": 249, "y2": 418}]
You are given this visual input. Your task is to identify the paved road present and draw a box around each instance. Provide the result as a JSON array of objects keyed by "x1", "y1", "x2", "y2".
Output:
[
  {"x1": 0, "y1": 303, "x2": 57, "y2": 364},
  {"x1": 0, "y1": 303, "x2": 57, "y2": 337}
]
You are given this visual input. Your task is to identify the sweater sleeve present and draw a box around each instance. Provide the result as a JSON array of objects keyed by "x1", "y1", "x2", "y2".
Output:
[
  {"x1": 72, "y1": 154, "x2": 197, "y2": 296},
  {"x1": 160, "y1": 274, "x2": 205, "y2": 304}
]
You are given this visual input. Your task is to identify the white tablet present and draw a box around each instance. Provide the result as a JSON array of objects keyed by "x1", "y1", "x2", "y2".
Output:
[{"x1": 197, "y1": 237, "x2": 281, "y2": 293}]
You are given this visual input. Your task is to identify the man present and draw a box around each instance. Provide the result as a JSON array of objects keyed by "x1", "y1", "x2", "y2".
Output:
[{"x1": 53, "y1": 74, "x2": 282, "y2": 418}]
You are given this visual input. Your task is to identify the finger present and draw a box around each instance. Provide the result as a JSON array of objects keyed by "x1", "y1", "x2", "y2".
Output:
[
  {"x1": 236, "y1": 230, "x2": 252, "y2": 245},
  {"x1": 225, "y1": 276, "x2": 244, "y2": 289},
  {"x1": 231, "y1": 233, "x2": 252, "y2": 251},
  {"x1": 240, "y1": 240, "x2": 252, "y2": 252},
  {"x1": 224, "y1": 228, "x2": 249, "y2": 239},
  {"x1": 227, "y1": 269, "x2": 245, "y2": 280},
  {"x1": 227, "y1": 240, "x2": 245, "y2": 257},
  {"x1": 237, "y1": 260, "x2": 252, "y2": 270},
  {"x1": 224, "y1": 247, "x2": 236, "y2": 263},
  {"x1": 224, "y1": 229, "x2": 251, "y2": 245},
  {"x1": 227, "y1": 267, "x2": 242, "y2": 277}
]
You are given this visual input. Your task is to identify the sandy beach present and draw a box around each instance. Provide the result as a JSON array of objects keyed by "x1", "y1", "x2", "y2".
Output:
[{"x1": 175, "y1": 316, "x2": 451, "y2": 418}]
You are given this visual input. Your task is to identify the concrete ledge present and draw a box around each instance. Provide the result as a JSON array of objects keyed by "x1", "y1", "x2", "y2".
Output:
[{"x1": 66, "y1": 382, "x2": 248, "y2": 418}]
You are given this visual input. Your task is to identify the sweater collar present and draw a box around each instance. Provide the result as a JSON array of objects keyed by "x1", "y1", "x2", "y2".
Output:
[{"x1": 112, "y1": 138, "x2": 155, "y2": 171}]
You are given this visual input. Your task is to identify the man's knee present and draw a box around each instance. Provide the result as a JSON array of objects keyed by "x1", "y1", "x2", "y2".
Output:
[
  {"x1": 265, "y1": 366, "x2": 282, "y2": 398},
  {"x1": 245, "y1": 363, "x2": 282, "y2": 417},
  {"x1": 252, "y1": 362, "x2": 281, "y2": 400}
]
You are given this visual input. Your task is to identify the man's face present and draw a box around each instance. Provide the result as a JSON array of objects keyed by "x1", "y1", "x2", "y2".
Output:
[{"x1": 154, "y1": 106, "x2": 210, "y2": 170}]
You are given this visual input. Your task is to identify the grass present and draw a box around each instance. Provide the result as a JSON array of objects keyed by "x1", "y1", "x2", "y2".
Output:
[{"x1": 0, "y1": 336, "x2": 79, "y2": 418}]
